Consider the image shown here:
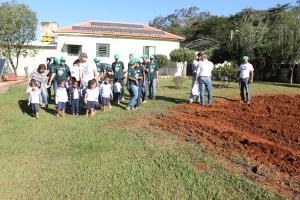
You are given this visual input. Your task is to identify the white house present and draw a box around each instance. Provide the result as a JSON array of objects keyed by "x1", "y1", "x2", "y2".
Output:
[{"x1": 16, "y1": 20, "x2": 185, "y2": 76}]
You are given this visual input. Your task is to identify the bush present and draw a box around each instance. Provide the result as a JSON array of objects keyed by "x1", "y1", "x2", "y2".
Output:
[
  {"x1": 172, "y1": 76, "x2": 186, "y2": 89},
  {"x1": 212, "y1": 61, "x2": 239, "y2": 80},
  {"x1": 154, "y1": 54, "x2": 168, "y2": 69}
]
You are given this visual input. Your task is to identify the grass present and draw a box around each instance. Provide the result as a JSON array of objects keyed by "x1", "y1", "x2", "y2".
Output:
[{"x1": 0, "y1": 78, "x2": 299, "y2": 200}]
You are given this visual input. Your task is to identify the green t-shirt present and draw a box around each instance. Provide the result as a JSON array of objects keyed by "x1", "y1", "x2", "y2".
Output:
[
  {"x1": 136, "y1": 65, "x2": 144, "y2": 83},
  {"x1": 54, "y1": 64, "x2": 70, "y2": 81},
  {"x1": 49, "y1": 63, "x2": 59, "y2": 74},
  {"x1": 141, "y1": 61, "x2": 150, "y2": 80},
  {"x1": 128, "y1": 67, "x2": 138, "y2": 85},
  {"x1": 148, "y1": 62, "x2": 159, "y2": 80},
  {"x1": 112, "y1": 61, "x2": 125, "y2": 79},
  {"x1": 128, "y1": 61, "x2": 134, "y2": 70},
  {"x1": 97, "y1": 63, "x2": 105, "y2": 74}
]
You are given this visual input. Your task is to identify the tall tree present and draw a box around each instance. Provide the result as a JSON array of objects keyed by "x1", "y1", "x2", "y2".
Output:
[{"x1": 0, "y1": 2, "x2": 37, "y2": 76}]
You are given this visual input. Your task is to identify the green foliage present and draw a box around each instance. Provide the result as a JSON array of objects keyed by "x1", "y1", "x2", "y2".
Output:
[
  {"x1": 0, "y1": 1, "x2": 37, "y2": 76},
  {"x1": 212, "y1": 61, "x2": 239, "y2": 80},
  {"x1": 151, "y1": 4, "x2": 300, "y2": 82},
  {"x1": 170, "y1": 48, "x2": 195, "y2": 63},
  {"x1": 154, "y1": 54, "x2": 168, "y2": 69}
]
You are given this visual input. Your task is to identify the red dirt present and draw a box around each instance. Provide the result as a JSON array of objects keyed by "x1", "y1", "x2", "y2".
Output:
[{"x1": 154, "y1": 94, "x2": 300, "y2": 198}]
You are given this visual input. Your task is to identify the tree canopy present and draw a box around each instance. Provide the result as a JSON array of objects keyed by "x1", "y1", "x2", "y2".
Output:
[
  {"x1": 151, "y1": 3, "x2": 300, "y2": 82},
  {"x1": 0, "y1": 1, "x2": 37, "y2": 76}
]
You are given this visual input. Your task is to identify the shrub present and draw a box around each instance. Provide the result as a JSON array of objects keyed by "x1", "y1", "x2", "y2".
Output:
[{"x1": 172, "y1": 76, "x2": 186, "y2": 89}]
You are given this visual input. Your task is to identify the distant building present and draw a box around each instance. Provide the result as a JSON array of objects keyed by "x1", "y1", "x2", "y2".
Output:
[{"x1": 15, "y1": 20, "x2": 185, "y2": 76}]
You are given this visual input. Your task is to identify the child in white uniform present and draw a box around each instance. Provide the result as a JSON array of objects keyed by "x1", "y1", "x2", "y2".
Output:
[
  {"x1": 27, "y1": 80, "x2": 42, "y2": 119},
  {"x1": 56, "y1": 80, "x2": 68, "y2": 117},
  {"x1": 100, "y1": 77, "x2": 113, "y2": 112}
]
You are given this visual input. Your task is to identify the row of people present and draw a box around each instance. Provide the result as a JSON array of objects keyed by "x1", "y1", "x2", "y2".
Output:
[{"x1": 26, "y1": 53, "x2": 160, "y2": 118}]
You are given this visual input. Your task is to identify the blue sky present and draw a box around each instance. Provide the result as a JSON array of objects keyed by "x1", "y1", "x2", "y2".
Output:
[{"x1": 1, "y1": 0, "x2": 297, "y2": 38}]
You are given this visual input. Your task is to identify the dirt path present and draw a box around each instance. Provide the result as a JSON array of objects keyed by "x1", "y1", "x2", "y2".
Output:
[
  {"x1": 0, "y1": 80, "x2": 26, "y2": 94},
  {"x1": 153, "y1": 94, "x2": 300, "y2": 198}
]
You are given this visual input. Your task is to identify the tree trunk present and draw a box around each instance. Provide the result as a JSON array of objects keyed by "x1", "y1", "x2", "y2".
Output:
[
  {"x1": 290, "y1": 65, "x2": 295, "y2": 85},
  {"x1": 13, "y1": 67, "x2": 18, "y2": 77}
]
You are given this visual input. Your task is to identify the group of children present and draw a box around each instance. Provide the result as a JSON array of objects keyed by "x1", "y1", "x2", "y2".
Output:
[{"x1": 26, "y1": 52, "x2": 156, "y2": 119}]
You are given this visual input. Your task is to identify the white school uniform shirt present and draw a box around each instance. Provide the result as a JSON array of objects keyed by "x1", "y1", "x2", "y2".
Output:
[
  {"x1": 100, "y1": 83, "x2": 113, "y2": 98},
  {"x1": 73, "y1": 88, "x2": 80, "y2": 99},
  {"x1": 80, "y1": 61, "x2": 98, "y2": 84},
  {"x1": 197, "y1": 59, "x2": 214, "y2": 77},
  {"x1": 56, "y1": 87, "x2": 68, "y2": 104},
  {"x1": 70, "y1": 65, "x2": 80, "y2": 81},
  {"x1": 239, "y1": 63, "x2": 254, "y2": 79},
  {"x1": 113, "y1": 82, "x2": 122, "y2": 93},
  {"x1": 28, "y1": 89, "x2": 41, "y2": 104},
  {"x1": 86, "y1": 88, "x2": 97, "y2": 102}
]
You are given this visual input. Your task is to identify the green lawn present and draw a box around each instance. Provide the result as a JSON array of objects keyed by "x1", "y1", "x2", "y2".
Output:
[{"x1": 0, "y1": 79, "x2": 299, "y2": 200}]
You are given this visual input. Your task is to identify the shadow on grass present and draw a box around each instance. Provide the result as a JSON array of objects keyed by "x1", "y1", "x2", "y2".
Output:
[
  {"x1": 156, "y1": 95, "x2": 185, "y2": 104},
  {"x1": 18, "y1": 100, "x2": 32, "y2": 117},
  {"x1": 258, "y1": 82, "x2": 300, "y2": 88}
]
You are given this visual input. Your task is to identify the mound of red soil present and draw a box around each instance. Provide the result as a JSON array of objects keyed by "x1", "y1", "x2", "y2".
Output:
[{"x1": 155, "y1": 94, "x2": 300, "y2": 197}]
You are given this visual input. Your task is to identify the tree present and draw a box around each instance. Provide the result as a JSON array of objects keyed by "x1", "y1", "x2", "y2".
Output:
[
  {"x1": 154, "y1": 54, "x2": 168, "y2": 68},
  {"x1": 0, "y1": 2, "x2": 37, "y2": 76},
  {"x1": 149, "y1": 6, "x2": 211, "y2": 37},
  {"x1": 170, "y1": 48, "x2": 195, "y2": 76}
]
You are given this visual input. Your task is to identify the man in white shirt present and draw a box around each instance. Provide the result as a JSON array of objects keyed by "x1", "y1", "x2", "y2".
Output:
[
  {"x1": 197, "y1": 53, "x2": 214, "y2": 105},
  {"x1": 237, "y1": 56, "x2": 254, "y2": 104},
  {"x1": 189, "y1": 52, "x2": 203, "y2": 103},
  {"x1": 79, "y1": 53, "x2": 98, "y2": 89}
]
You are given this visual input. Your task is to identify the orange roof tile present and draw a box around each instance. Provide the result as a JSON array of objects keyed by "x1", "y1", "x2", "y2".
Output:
[{"x1": 55, "y1": 20, "x2": 185, "y2": 41}]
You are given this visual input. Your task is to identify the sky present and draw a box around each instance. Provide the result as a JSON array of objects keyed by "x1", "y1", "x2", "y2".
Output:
[{"x1": 0, "y1": 0, "x2": 298, "y2": 39}]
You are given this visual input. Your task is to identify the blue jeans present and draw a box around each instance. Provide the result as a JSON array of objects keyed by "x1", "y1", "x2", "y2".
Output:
[
  {"x1": 137, "y1": 80, "x2": 143, "y2": 107},
  {"x1": 71, "y1": 99, "x2": 79, "y2": 113},
  {"x1": 40, "y1": 83, "x2": 48, "y2": 107},
  {"x1": 31, "y1": 103, "x2": 39, "y2": 113},
  {"x1": 240, "y1": 78, "x2": 250, "y2": 102},
  {"x1": 149, "y1": 79, "x2": 157, "y2": 99},
  {"x1": 189, "y1": 75, "x2": 199, "y2": 102},
  {"x1": 128, "y1": 84, "x2": 139, "y2": 108},
  {"x1": 199, "y1": 76, "x2": 213, "y2": 105},
  {"x1": 144, "y1": 77, "x2": 149, "y2": 100}
]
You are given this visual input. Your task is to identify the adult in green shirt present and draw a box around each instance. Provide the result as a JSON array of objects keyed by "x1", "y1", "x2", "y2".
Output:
[
  {"x1": 136, "y1": 59, "x2": 145, "y2": 108},
  {"x1": 47, "y1": 57, "x2": 60, "y2": 99},
  {"x1": 148, "y1": 56, "x2": 159, "y2": 100},
  {"x1": 94, "y1": 58, "x2": 106, "y2": 83},
  {"x1": 141, "y1": 54, "x2": 150, "y2": 101},
  {"x1": 126, "y1": 53, "x2": 135, "y2": 96},
  {"x1": 127, "y1": 59, "x2": 139, "y2": 110},
  {"x1": 49, "y1": 56, "x2": 70, "y2": 94},
  {"x1": 112, "y1": 54, "x2": 125, "y2": 99}
]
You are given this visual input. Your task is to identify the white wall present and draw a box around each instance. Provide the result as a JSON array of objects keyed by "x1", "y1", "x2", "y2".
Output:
[
  {"x1": 16, "y1": 47, "x2": 57, "y2": 76},
  {"x1": 16, "y1": 34, "x2": 182, "y2": 76},
  {"x1": 57, "y1": 34, "x2": 180, "y2": 73}
]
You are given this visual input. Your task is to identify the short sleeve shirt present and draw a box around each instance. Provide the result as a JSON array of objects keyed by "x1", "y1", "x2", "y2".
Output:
[
  {"x1": 112, "y1": 61, "x2": 125, "y2": 79},
  {"x1": 80, "y1": 61, "x2": 97, "y2": 83},
  {"x1": 128, "y1": 67, "x2": 138, "y2": 85},
  {"x1": 54, "y1": 65, "x2": 70, "y2": 81},
  {"x1": 97, "y1": 63, "x2": 105, "y2": 74},
  {"x1": 239, "y1": 63, "x2": 254, "y2": 79},
  {"x1": 148, "y1": 62, "x2": 159, "y2": 80},
  {"x1": 136, "y1": 65, "x2": 144, "y2": 83}
]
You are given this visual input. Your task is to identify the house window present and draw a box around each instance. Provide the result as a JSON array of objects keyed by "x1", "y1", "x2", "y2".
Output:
[
  {"x1": 144, "y1": 46, "x2": 156, "y2": 57},
  {"x1": 67, "y1": 45, "x2": 81, "y2": 56},
  {"x1": 96, "y1": 43, "x2": 110, "y2": 57}
]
